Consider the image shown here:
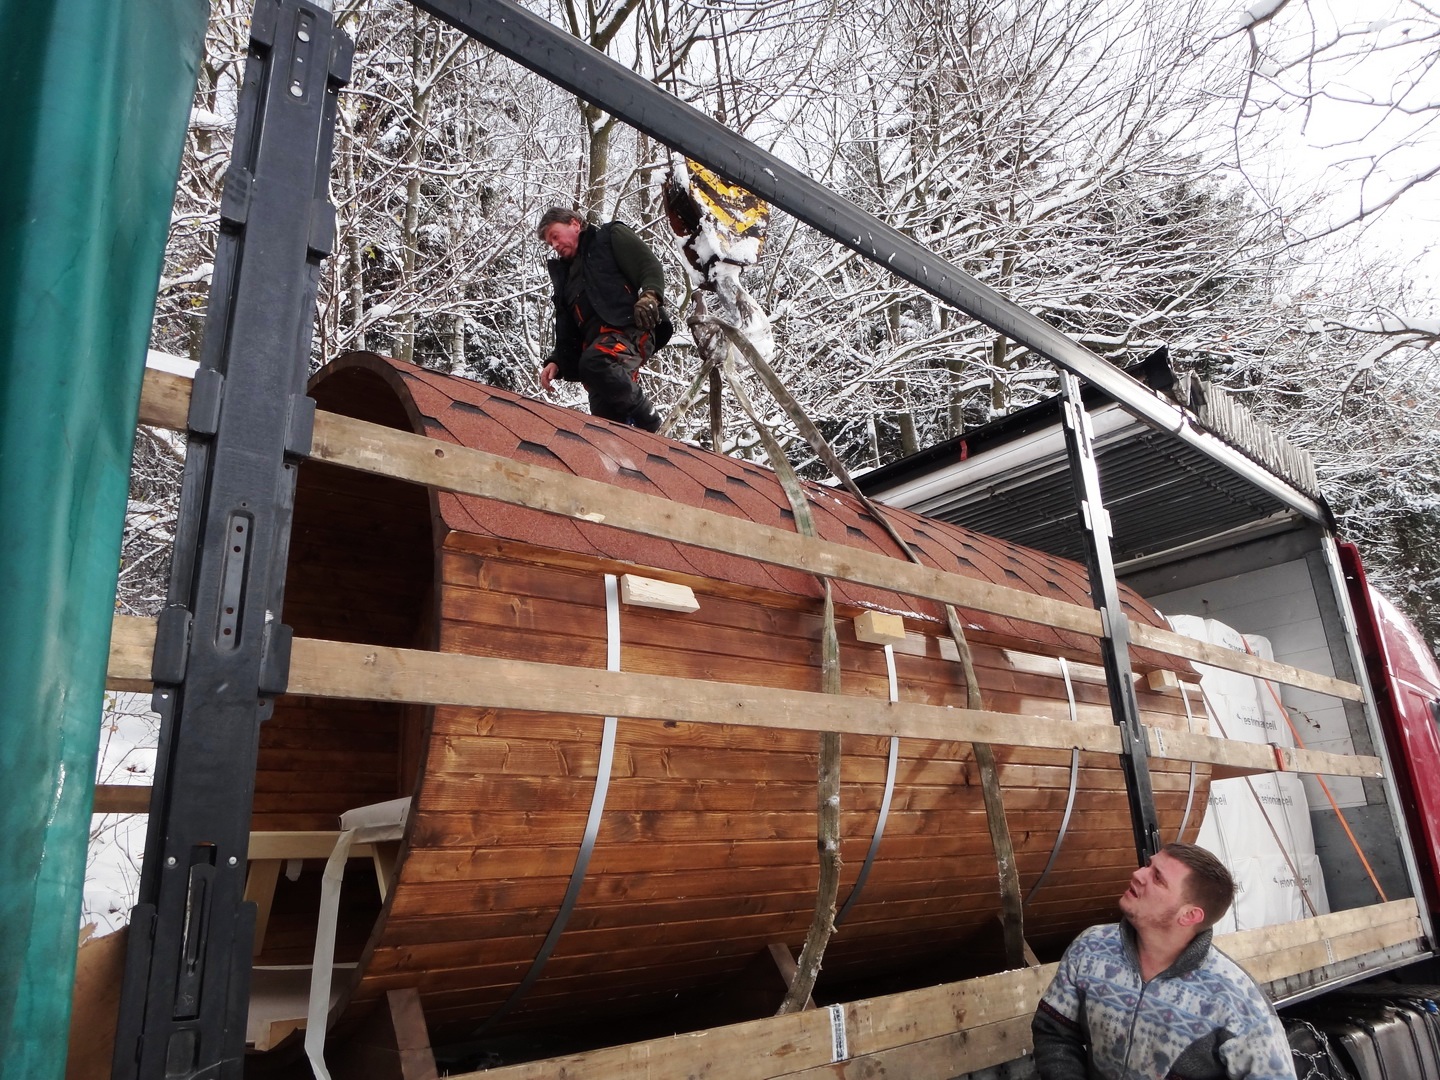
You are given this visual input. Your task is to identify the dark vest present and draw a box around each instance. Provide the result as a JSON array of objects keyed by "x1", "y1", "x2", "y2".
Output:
[{"x1": 549, "y1": 223, "x2": 637, "y2": 328}]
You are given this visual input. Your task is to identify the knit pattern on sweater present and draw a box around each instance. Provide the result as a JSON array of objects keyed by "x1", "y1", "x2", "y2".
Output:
[{"x1": 1032, "y1": 922, "x2": 1296, "y2": 1080}]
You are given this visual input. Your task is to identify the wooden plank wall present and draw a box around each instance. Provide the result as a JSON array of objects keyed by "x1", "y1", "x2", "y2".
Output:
[{"x1": 338, "y1": 538, "x2": 1207, "y2": 1042}]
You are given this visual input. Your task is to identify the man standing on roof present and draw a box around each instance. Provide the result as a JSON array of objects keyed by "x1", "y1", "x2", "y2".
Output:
[
  {"x1": 536, "y1": 207, "x2": 672, "y2": 432},
  {"x1": 1032, "y1": 842, "x2": 1295, "y2": 1080}
]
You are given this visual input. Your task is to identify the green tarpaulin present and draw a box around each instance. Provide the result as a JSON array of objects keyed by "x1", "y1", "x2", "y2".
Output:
[{"x1": 0, "y1": 1, "x2": 206, "y2": 1075}]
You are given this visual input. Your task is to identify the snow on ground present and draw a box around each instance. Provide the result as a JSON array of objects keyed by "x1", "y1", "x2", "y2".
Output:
[{"x1": 84, "y1": 691, "x2": 159, "y2": 933}]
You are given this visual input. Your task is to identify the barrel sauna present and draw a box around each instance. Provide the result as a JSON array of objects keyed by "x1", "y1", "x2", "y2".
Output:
[{"x1": 256, "y1": 350, "x2": 1206, "y2": 1053}]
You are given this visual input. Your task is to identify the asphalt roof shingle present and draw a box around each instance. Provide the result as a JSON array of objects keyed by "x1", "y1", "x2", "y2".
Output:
[{"x1": 310, "y1": 352, "x2": 1177, "y2": 665}]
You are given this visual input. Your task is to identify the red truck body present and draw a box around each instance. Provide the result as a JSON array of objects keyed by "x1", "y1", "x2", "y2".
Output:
[{"x1": 1341, "y1": 541, "x2": 1440, "y2": 914}]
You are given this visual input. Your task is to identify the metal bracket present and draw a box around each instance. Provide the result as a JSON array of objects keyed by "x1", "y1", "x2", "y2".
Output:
[{"x1": 1059, "y1": 372, "x2": 1161, "y2": 864}]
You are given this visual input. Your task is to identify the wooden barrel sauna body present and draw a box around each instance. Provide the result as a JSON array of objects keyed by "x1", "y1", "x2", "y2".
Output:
[{"x1": 258, "y1": 351, "x2": 1206, "y2": 1046}]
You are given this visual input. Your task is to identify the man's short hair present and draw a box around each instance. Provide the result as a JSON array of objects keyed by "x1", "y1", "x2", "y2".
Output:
[
  {"x1": 536, "y1": 206, "x2": 583, "y2": 240},
  {"x1": 1163, "y1": 842, "x2": 1235, "y2": 929}
]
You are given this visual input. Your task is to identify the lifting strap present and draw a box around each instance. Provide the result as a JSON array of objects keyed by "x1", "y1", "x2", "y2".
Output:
[
  {"x1": 699, "y1": 323, "x2": 843, "y2": 1014},
  {"x1": 695, "y1": 314, "x2": 1029, "y2": 970}
]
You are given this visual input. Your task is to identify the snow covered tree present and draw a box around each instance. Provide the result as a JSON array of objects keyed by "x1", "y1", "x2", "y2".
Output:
[
  {"x1": 137, "y1": 0, "x2": 1437, "y2": 644},
  {"x1": 741, "y1": 0, "x2": 1289, "y2": 473}
]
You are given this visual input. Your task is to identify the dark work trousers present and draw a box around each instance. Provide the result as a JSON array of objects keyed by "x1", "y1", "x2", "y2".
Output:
[{"x1": 578, "y1": 326, "x2": 660, "y2": 430}]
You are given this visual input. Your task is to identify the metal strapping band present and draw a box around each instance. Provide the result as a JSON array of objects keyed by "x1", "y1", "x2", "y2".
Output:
[
  {"x1": 477, "y1": 574, "x2": 622, "y2": 1034},
  {"x1": 1176, "y1": 681, "x2": 1199, "y2": 843},
  {"x1": 835, "y1": 644, "x2": 900, "y2": 927},
  {"x1": 1025, "y1": 658, "x2": 1080, "y2": 907}
]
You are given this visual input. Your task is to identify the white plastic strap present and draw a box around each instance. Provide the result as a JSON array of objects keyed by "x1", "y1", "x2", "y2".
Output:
[
  {"x1": 835, "y1": 646, "x2": 900, "y2": 927},
  {"x1": 304, "y1": 797, "x2": 411, "y2": 1080},
  {"x1": 478, "y1": 574, "x2": 622, "y2": 1033},
  {"x1": 1026, "y1": 658, "x2": 1079, "y2": 908}
]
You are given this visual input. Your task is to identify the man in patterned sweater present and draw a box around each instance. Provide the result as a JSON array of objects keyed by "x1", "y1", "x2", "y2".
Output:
[{"x1": 1032, "y1": 842, "x2": 1295, "y2": 1079}]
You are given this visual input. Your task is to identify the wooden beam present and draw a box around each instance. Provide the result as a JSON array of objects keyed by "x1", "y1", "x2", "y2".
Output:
[
  {"x1": 137, "y1": 368, "x2": 1099, "y2": 637},
  {"x1": 244, "y1": 859, "x2": 282, "y2": 958},
  {"x1": 448, "y1": 963, "x2": 1057, "y2": 1080},
  {"x1": 373, "y1": 841, "x2": 401, "y2": 903},
  {"x1": 137, "y1": 366, "x2": 192, "y2": 429},
  {"x1": 1129, "y1": 622, "x2": 1363, "y2": 702},
  {"x1": 93, "y1": 784, "x2": 152, "y2": 814},
  {"x1": 1219, "y1": 898, "x2": 1418, "y2": 961},
  {"x1": 106, "y1": 616, "x2": 1381, "y2": 776},
  {"x1": 107, "y1": 616, "x2": 1125, "y2": 755},
  {"x1": 135, "y1": 369, "x2": 1366, "y2": 703},
  {"x1": 1240, "y1": 918, "x2": 1425, "y2": 986},
  {"x1": 1147, "y1": 728, "x2": 1382, "y2": 779},
  {"x1": 246, "y1": 831, "x2": 377, "y2": 861},
  {"x1": 446, "y1": 903, "x2": 1420, "y2": 1080},
  {"x1": 775, "y1": 1014, "x2": 1034, "y2": 1079}
]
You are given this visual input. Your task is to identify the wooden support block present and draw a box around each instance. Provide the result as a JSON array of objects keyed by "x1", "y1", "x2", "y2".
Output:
[
  {"x1": 372, "y1": 841, "x2": 401, "y2": 903},
  {"x1": 854, "y1": 610, "x2": 907, "y2": 646},
  {"x1": 328, "y1": 987, "x2": 438, "y2": 1080},
  {"x1": 1146, "y1": 669, "x2": 1180, "y2": 693},
  {"x1": 768, "y1": 942, "x2": 815, "y2": 1011},
  {"x1": 92, "y1": 784, "x2": 152, "y2": 815},
  {"x1": 244, "y1": 859, "x2": 283, "y2": 958},
  {"x1": 620, "y1": 573, "x2": 699, "y2": 612}
]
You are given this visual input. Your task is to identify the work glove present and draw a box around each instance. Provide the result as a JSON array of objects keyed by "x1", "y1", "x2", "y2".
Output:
[{"x1": 633, "y1": 290, "x2": 662, "y2": 330}]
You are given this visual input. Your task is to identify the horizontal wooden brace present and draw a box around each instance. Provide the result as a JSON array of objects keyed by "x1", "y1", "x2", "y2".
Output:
[
  {"x1": 136, "y1": 369, "x2": 1363, "y2": 703},
  {"x1": 93, "y1": 785, "x2": 152, "y2": 815},
  {"x1": 108, "y1": 616, "x2": 1121, "y2": 753},
  {"x1": 449, "y1": 900, "x2": 1420, "y2": 1080},
  {"x1": 247, "y1": 831, "x2": 377, "y2": 861},
  {"x1": 1145, "y1": 727, "x2": 1381, "y2": 779},
  {"x1": 107, "y1": 616, "x2": 1381, "y2": 777},
  {"x1": 1129, "y1": 621, "x2": 1362, "y2": 702}
]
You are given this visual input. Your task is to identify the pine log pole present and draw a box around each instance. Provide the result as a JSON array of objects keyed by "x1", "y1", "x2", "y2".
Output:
[{"x1": 780, "y1": 584, "x2": 844, "y2": 1014}]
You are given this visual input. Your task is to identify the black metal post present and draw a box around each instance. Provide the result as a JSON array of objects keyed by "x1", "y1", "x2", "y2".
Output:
[
  {"x1": 112, "y1": 3, "x2": 350, "y2": 1077},
  {"x1": 1058, "y1": 372, "x2": 1162, "y2": 865}
]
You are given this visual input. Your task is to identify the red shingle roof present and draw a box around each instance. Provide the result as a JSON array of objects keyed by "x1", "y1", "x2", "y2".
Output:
[{"x1": 310, "y1": 352, "x2": 1174, "y2": 660}]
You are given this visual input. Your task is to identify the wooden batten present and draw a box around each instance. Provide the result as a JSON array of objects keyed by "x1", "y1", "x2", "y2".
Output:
[
  {"x1": 137, "y1": 366, "x2": 1362, "y2": 702},
  {"x1": 107, "y1": 615, "x2": 1379, "y2": 779},
  {"x1": 443, "y1": 901, "x2": 1423, "y2": 1080}
]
